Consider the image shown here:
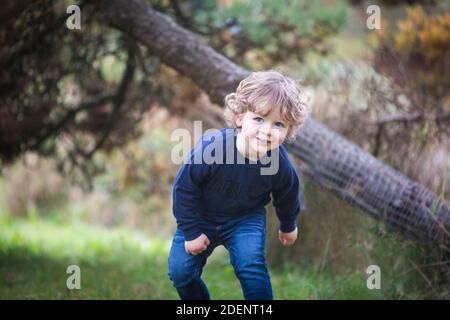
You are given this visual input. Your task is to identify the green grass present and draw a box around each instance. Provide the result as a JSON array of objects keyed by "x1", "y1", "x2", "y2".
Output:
[
  {"x1": 0, "y1": 215, "x2": 444, "y2": 299},
  {"x1": 0, "y1": 215, "x2": 177, "y2": 299}
]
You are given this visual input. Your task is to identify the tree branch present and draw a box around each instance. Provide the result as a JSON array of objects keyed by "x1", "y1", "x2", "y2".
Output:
[
  {"x1": 374, "y1": 110, "x2": 450, "y2": 125},
  {"x1": 81, "y1": 37, "x2": 137, "y2": 159},
  {"x1": 28, "y1": 93, "x2": 115, "y2": 151}
]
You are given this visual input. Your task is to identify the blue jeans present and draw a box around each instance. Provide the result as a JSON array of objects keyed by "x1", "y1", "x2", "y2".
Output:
[{"x1": 167, "y1": 214, "x2": 273, "y2": 300}]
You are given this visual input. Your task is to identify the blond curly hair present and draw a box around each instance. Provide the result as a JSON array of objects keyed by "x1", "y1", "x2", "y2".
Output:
[{"x1": 224, "y1": 70, "x2": 309, "y2": 142}]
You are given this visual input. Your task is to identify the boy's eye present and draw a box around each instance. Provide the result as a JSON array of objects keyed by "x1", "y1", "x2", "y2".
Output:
[
  {"x1": 275, "y1": 122, "x2": 285, "y2": 128},
  {"x1": 253, "y1": 117, "x2": 264, "y2": 123}
]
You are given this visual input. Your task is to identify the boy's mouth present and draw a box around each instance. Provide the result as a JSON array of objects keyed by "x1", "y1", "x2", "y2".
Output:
[{"x1": 256, "y1": 137, "x2": 271, "y2": 144}]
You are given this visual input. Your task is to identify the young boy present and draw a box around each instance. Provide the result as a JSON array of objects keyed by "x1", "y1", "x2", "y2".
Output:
[{"x1": 168, "y1": 70, "x2": 308, "y2": 300}]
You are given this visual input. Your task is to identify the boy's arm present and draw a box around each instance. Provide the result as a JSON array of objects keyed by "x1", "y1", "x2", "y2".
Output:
[
  {"x1": 172, "y1": 141, "x2": 211, "y2": 241},
  {"x1": 271, "y1": 147, "x2": 301, "y2": 233}
]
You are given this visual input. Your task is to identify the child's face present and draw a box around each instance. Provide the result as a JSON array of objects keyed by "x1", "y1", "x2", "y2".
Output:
[{"x1": 235, "y1": 106, "x2": 289, "y2": 156}]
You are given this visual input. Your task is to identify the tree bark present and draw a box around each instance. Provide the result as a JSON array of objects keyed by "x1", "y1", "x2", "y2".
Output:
[{"x1": 92, "y1": 0, "x2": 450, "y2": 250}]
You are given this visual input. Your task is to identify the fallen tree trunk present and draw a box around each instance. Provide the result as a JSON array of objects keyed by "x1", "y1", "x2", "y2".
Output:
[{"x1": 93, "y1": 0, "x2": 450, "y2": 250}]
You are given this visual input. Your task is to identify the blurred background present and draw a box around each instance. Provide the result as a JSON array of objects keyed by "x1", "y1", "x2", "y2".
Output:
[{"x1": 0, "y1": 0, "x2": 449, "y2": 299}]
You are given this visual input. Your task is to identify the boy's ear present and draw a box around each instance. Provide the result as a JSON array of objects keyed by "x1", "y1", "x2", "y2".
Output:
[{"x1": 235, "y1": 114, "x2": 243, "y2": 127}]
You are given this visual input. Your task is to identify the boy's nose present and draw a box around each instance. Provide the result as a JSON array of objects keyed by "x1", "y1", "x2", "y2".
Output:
[{"x1": 260, "y1": 123, "x2": 272, "y2": 135}]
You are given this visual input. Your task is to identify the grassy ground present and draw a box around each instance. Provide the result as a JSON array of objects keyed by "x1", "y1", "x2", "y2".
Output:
[{"x1": 0, "y1": 215, "x2": 390, "y2": 300}]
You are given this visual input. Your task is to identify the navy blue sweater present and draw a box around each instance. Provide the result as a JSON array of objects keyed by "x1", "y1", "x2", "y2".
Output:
[{"x1": 172, "y1": 128, "x2": 301, "y2": 241}]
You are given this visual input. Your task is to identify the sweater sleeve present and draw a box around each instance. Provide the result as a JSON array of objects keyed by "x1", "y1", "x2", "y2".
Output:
[
  {"x1": 172, "y1": 139, "x2": 211, "y2": 241},
  {"x1": 271, "y1": 146, "x2": 301, "y2": 233}
]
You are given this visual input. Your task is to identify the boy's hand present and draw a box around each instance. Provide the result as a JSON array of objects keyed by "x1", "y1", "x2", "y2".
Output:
[
  {"x1": 185, "y1": 233, "x2": 210, "y2": 255},
  {"x1": 279, "y1": 227, "x2": 298, "y2": 246}
]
